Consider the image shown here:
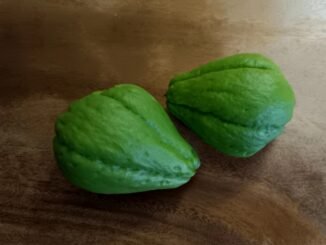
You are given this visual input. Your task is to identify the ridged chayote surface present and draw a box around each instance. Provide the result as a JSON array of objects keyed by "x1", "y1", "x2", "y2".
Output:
[
  {"x1": 166, "y1": 53, "x2": 295, "y2": 157},
  {"x1": 53, "y1": 84, "x2": 200, "y2": 194}
]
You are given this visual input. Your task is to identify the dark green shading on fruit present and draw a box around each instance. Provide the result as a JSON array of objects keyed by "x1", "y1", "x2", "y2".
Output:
[
  {"x1": 54, "y1": 84, "x2": 200, "y2": 194},
  {"x1": 166, "y1": 53, "x2": 295, "y2": 157}
]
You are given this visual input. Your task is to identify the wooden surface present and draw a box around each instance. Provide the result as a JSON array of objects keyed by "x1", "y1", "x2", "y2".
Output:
[{"x1": 1, "y1": 0, "x2": 326, "y2": 244}]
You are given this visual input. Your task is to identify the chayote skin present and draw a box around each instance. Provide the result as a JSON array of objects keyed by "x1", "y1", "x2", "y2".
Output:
[
  {"x1": 53, "y1": 84, "x2": 200, "y2": 194},
  {"x1": 166, "y1": 53, "x2": 295, "y2": 158}
]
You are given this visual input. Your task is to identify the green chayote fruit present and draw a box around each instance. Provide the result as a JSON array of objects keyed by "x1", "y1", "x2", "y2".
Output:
[
  {"x1": 166, "y1": 53, "x2": 295, "y2": 158},
  {"x1": 54, "y1": 84, "x2": 200, "y2": 194}
]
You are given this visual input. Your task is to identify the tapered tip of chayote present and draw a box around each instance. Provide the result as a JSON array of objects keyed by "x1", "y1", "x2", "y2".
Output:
[
  {"x1": 54, "y1": 84, "x2": 200, "y2": 194},
  {"x1": 167, "y1": 53, "x2": 295, "y2": 158}
]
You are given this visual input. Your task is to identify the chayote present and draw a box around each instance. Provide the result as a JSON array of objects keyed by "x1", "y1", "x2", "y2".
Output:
[
  {"x1": 53, "y1": 84, "x2": 200, "y2": 194},
  {"x1": 166, "y1": 53, "x2": 295, "y2": 157}
]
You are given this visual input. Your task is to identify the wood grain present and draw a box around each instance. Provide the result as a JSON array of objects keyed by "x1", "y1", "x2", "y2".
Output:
[{"x1": 1, "y1": 0, "x2": 326, "y2": 244}]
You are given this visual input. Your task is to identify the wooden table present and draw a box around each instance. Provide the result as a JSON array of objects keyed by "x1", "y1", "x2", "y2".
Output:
[{"x1": 1, "y1": 1, "x2": 326, "y2": 244}]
